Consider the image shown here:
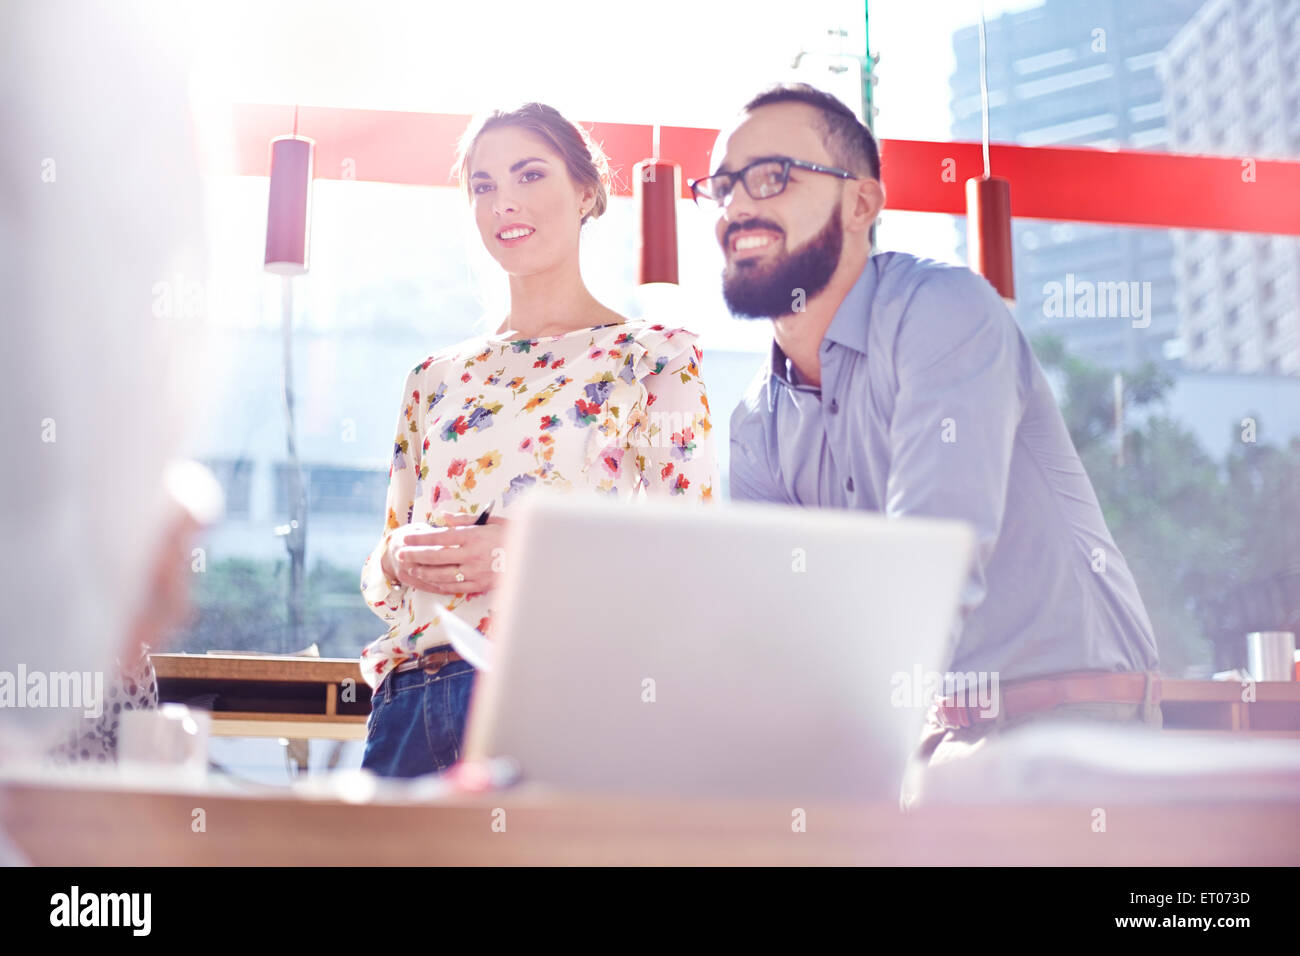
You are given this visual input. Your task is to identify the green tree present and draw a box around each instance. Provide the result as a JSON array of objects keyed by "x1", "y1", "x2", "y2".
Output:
[
  {"x1": 1032, "y1": 334, "x2": 1300, "y2": 676},
  {"x1": 169, "y1": 556, "x2": 382, "y2": 659}
]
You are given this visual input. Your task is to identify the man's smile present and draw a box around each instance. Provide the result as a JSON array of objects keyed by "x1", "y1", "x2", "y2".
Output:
[{"x1": 728, "y1": 229, "x2": 783, "y2": 256}]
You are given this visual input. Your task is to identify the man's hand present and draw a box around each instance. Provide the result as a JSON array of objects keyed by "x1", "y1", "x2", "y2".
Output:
[{"x1": 384, "y1": 514, "x2": 509, "y2": 596}]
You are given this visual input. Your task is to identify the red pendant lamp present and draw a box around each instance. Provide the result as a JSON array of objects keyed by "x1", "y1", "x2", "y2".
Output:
[
  {"x1": 967, "y1": 175, "x2": 1014, "y2": 302},
  {"x1": 964, "y1": 6, "x2": 1015, "y2": 304},
  {"x1": 264, "y1": 105, "x2": 315, "y2": 275},
  {"x1": 635, "y1": 125, "x2": 680, "y2": 285}
]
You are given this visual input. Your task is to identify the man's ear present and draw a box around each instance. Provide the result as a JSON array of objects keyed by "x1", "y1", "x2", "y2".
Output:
[{"x1": 847, "y1": 178, "x2": 885, "y2": 234}]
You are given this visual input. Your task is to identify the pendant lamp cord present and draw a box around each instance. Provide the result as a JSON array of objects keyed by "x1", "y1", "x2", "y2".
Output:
[{"x1": 977, "y1": 0, "x2": 991, "y2": 179}]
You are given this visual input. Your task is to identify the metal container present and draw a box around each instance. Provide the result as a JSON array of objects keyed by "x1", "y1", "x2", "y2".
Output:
[{"x1": 1246, "y1": 631, "x2": 1297, "y2": 682}]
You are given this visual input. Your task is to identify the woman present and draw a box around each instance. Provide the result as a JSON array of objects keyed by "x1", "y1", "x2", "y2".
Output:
[{"x1": 359, "y1": 103, "x2": 719, "y2": 778}]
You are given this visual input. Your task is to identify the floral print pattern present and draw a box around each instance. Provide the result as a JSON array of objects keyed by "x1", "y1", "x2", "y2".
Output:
[{"x1": 359, "y1": 319, "x2": 718, "y2": 691}]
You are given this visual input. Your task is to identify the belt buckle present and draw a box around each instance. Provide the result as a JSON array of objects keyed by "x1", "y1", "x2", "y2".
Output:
[{"x1": 420, "y1": 648, "x2": 454, "y2": 675}]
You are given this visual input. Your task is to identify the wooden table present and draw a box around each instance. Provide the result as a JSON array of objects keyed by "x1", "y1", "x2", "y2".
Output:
[
  {"x1": 152, "y1": 655, "x2": 1300, "y2": 743},
  {"x1": 1, "y1": 774, "x2": 1296, "y2": 866},
  {"x1": 1160, "y1": 678, "x2": 1300, "y2": 736},
  {"x1": 152, "y1": 653, "x2": 369, "y2": 740}
]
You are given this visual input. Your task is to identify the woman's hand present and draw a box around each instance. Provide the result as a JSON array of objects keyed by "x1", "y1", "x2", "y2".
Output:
[{"x1": 385, "y1": 514, "x2": 510, "y2": 596}]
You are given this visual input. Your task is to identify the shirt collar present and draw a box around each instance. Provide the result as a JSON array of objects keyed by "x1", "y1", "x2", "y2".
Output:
[
  {"x1": 766, "y1": 256, "x2": 876, "y2": 411},
  {"x1": 825, "y1": 255, "x2": 876, "y2": 354}
]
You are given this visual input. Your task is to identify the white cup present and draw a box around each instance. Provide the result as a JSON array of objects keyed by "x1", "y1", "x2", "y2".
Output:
[
  {"x1": 1246, "y1": 632, "x2": 1297, "y2": 682},
  {"x1": 119, "y1": 703, "x2": 211, "y2": 781}
]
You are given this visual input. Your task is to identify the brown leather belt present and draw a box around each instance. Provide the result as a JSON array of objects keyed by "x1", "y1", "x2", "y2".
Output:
[
  {"x1": 392, "y1": 646, "x2": 463, "y2": 676},
  {"x1": 934, "y1": 670, "x2": 1160, "y2": 731}
]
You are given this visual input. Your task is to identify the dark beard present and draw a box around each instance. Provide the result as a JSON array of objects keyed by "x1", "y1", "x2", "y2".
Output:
[{"x1": 721, "y1": 204, "x2": 843, "y2": 320}]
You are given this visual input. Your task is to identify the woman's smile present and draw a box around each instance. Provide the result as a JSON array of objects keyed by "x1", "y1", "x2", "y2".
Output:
[{"x1": 496, "y1": 223, "x2": 536, "y2": 247}]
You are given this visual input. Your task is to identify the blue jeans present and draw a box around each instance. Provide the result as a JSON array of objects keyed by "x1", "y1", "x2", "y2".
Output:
[{"x1": 360, "y1": 657, "x2": 477, "y2": 778}]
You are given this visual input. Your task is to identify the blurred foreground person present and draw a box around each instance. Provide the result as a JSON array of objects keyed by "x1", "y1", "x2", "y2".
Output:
[{"x1": 0, "y1": 1, "x2": 221, "y2": 862}]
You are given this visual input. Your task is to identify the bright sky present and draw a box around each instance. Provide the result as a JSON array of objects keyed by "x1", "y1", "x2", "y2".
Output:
[{"x1": 180, "y1": 0, "x2": 1039, "y2": 134}]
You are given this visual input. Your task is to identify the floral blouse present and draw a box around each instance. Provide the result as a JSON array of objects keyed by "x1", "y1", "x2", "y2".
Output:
[{"x1": 359, "y1": 319, "x2": 719, "y2": 691}]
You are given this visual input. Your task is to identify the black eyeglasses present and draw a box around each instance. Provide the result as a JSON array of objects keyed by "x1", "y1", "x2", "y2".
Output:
[{"x1": 689, "y1": 157, "x2": 858, "y2": 207}]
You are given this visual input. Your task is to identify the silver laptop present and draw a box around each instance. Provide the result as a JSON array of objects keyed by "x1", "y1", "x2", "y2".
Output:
[{"x1": 462, "y1": 489, "x2": 974, "y2": 802}]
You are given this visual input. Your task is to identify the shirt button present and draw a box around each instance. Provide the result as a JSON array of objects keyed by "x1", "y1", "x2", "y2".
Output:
[
  {"x1": 845, "y1": 476, "x2": 854, "y2": 493},
  {"x1": 828, "y1": 397, "x2": 839, "y2": 414}
]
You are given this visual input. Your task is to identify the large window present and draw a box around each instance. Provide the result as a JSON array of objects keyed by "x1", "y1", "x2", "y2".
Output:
[{"x1": 169, "y1": 0, "x2": 1298, "y2": 704}]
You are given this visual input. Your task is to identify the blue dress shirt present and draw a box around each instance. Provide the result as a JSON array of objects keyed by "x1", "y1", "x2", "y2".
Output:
[{"x1": 729, "y1": 251, "x2": 1160, "y2": 682}]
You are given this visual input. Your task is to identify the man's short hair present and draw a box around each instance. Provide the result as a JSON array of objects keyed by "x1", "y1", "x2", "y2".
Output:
[{"x1": 742, "y1": 83, "x2": 880, "y2": 182}]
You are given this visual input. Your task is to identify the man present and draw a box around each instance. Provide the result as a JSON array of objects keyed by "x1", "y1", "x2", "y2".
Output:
[{"x1": 697, "y1": 83, "x2": 1161, "y2": 808}]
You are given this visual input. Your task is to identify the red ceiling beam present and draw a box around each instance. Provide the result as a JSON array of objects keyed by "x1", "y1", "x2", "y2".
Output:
[
  {"x1": 881, "y1": 139, "x2": 1300, "y2": 236},
  {"x1": 217, "y1": 104, "x2": 1300, "y2": 235}
]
